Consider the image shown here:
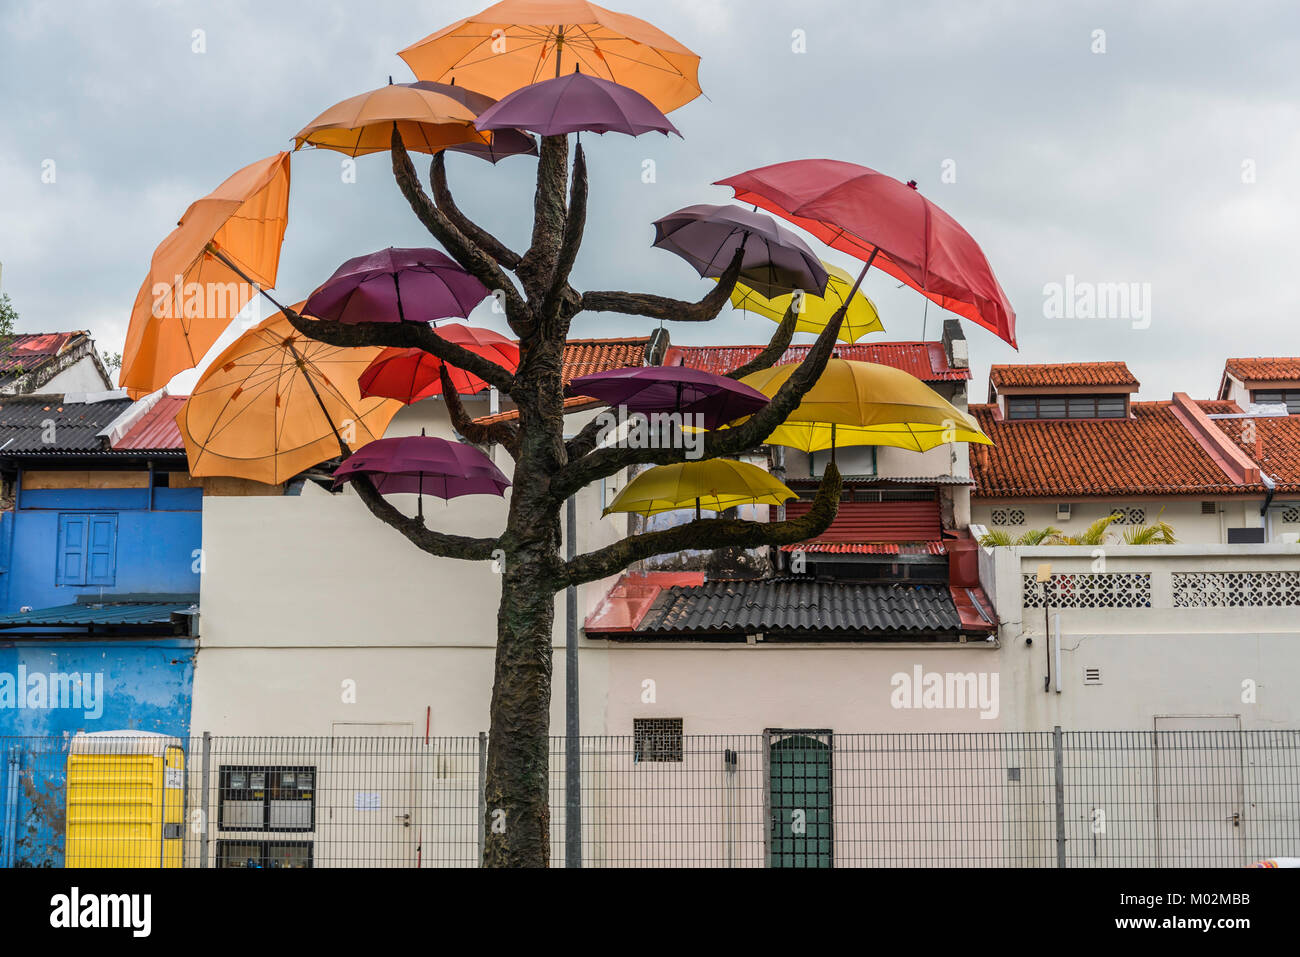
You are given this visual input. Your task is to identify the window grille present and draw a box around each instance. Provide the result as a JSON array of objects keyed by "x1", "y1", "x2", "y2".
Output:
[
  {"x1": 1022, "y1": 573, "x2": 1152, "y2": 608},
  {"x1": 634, "y1": 719, "x2": 684, "y2": 762},
  {"x1": 1172, "y1": 571, "x2": 1300, "y2": 608}
]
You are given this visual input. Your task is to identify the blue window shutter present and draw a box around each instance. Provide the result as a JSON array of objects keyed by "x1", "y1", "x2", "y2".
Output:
[
  {"x1": 57, "y1": 514, "x2": 89, "y2": 585},
  {"x1": 86, "y1": 516, "x2": 118, "y2": 586}
]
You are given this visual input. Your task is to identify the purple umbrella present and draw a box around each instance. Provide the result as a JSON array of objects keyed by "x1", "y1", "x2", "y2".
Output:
[
  {"x1": 474, "y1": 72, "x2": 681, "y2": 138},
  {"x1": 653, "y1": 204, "x2": 829, "y2": 299},
  {"x1": 305, "y1": 247, "x2": 489, "y2": 324},
  {"x1": 566, "y1": 366, "x2": 770, "y2": 430},
  {"x1": 333, "y1": 433, "x2": 510, "y2": 516},
  {"x1": 406, "y1": 81, "x2": 539, "y2": 163}
]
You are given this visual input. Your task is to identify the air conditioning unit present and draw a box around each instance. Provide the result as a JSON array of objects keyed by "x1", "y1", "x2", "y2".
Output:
[{"x1": 1056, "y1": 503, "x2": 1072, "y2": 521}]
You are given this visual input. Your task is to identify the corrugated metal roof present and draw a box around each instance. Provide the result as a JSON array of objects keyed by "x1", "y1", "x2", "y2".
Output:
[
  {"x1": 639, "y1": 579, "x2": 960, "y2": 635},
  {"x1": 0, "y1": 332, "x2": 85, "y2": 377},
  {"x1": 666, "y1": 342, "x2": 969, "y2": 382},
  {"x1": 777, "y1": 542, "x2": 948, "y2": 555},
  {"x1": 0, "y1": 596, "x2": 199, "y2": 628},
  {"x1": 114, "y1": 395, "x2": 187, "y2": 450},
  {"x1": 0, "y1": 395, "x2": 133, "y2": 454}
]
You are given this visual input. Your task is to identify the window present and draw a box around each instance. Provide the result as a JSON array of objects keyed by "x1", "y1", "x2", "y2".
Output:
[
  {"x1": 634, "y1": 718, "x2": 684, "y2": 762},
  {"x1": 1006, "y1": 395, "x2": 1126, "y2": 419},
  {"x1": 1252, "y1": 389, "x2": 1300, "y2": 414},
  {"x1": 56, "y1": 513, "x2": 117, "y2": 586},
  {"x1": 218, "y1": 766, "x2": 316, "y2": 832}
]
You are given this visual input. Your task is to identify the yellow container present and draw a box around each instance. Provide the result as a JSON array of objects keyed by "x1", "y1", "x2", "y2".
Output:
[{"x1": 65, "y1": 731, "x2": 185, "y2": 868}]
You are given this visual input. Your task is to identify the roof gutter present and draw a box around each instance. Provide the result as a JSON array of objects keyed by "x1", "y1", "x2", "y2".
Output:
[{"x1": 1168, "y1": 392, "x2": 1261, "y2": 486}]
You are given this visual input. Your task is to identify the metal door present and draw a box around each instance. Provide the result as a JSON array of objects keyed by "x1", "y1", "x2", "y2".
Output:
[
  {"x1": 1154, "y1": 716, "x2": 1244, "y2": 866},
  {"x1": 767, "y1": 730, "x2": 833, "y2": 868}
]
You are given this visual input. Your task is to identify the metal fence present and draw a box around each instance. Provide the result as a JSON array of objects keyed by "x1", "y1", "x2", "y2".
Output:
[{"x1": 2, "y1": 729, "x2": 1298, "y2": 867}]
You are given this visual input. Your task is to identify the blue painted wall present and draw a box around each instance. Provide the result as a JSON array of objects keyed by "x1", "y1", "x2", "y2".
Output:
[
  {"x1": 0, "y1": 483, "x2": 202, "y2": 616},
  {"x1": 0, "y1": 469, "x2": 202, "y2": 866},
  {"x1": 0, "y1": 639, "x2": 196, "y2": 866}
]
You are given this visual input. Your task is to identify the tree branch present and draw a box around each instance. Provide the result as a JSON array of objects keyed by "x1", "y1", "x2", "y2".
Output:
[
  {"x1": 553, "y1": 296, "x2": 849, "y2": 499},
  {"x1": 726, "y1": 301, "x2": 799, "y2": 380},
  {"x1": 580, "y1": 244, "x2": 746, "y2": 323},
  {"x1": 430, "y1": 152, "x2": 521, "y2": 269},
  {"x1": 440, "y1": 364, "x2": 520, "y2": 458},
  {"x1": 541, "y1": 142, "x2": 587, "y2": 323},
  {"x1": 390, "y1": 126, "x2": 530, "y2": 333},
  {"x1": 563, "y1": 462, "x2": 842, "y2": 586},
  {"x1": 349, "y1": 472, "x2": 500, "y2": 561},
  {"x1": 283, "y1": 306, "x2": 517, "y2": 395},
  {"x1": 515, "y1": 134, "x2": 570, "y2": 309}
]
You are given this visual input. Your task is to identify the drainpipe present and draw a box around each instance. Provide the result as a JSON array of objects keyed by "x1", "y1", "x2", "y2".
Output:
[
  {"x1": 1261, "y1": 475, "x2": 1276, "y2": 541},
  {"x1": 1053, "y1": 613, "x2": 1062, "y2": 694},
  {"x1": 2, "y1": 745, "x2": 21, "y2": 869}
]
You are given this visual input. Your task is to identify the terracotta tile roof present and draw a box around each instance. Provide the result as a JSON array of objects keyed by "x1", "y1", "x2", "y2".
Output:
[
  {"x1": 969, "y1": 399, "x2": 1269, "y2": 497},
  {"x1": 1214, "y1": 415, "x2": 1300, "y2": 493},
  {"x1": 114, "y1": 395, "x2": 187, "y2": 451},
  {"x1": 989, "y1": 362, "x2": 1138, "y2": 390},
  {"x1": 1223, "y1": 357, "x2": 1300, "y2": 382},
  {"x1": 472, "y1": 336, "x2": 651, "y2": 426},
  {"x1": 665, "y1": 342, "x2": 969, "y2": 382}
]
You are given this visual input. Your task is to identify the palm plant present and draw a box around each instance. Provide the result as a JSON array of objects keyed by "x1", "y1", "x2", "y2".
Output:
[
  {"x1": 1054, "y1": 513, "x2": 1120, "y2": 546},
  {"x1": 977, "y1": 526, "x2": 1062, "y2": 547},
  {"x1": 1121, "y1": 509, "x2": 1177, "y2": 544}
]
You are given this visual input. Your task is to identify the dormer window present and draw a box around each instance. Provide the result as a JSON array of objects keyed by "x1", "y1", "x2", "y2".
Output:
[
  {"x1": 1251, "y1": 389, "x2": 1300, "y2": 414},
  {"x1": 989, "y1": 362, "x2": 1138, "y2": 422},
  {"x1": 1006, "y1": 394, "x2": 1127, "y2": 420}
]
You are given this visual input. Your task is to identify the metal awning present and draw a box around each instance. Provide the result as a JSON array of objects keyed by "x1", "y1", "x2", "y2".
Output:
[{"x1": 0, "y1": 595, "x2": 199, "y2": 632}]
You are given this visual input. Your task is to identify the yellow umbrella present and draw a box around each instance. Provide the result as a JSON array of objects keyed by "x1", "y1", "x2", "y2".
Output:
[
  {"x1": 398, "y1": 0, "x2": 703, "y2": 114},
  {"x1": 725, "y1": 261, "x2": 885, "y2": 344},
  {"x1": 604, "y1": 458, "x2": 796, "y2": 518},
  {"x1": 293, "y1": 83, "x2": 491, "y2": 157},
  {"x1": 177, "y1": 305, "x2": 402, "y2": 484},
  {"x1": 120, "y1": 152, "x2": 291, "y2": 398},
  {"x1": 736, "y1": 359, "x2": 991, "y2": 453}
]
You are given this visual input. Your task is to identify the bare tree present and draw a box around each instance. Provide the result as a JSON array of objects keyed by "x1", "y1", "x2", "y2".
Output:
[{"x1": 284, "y1": 129, "x2": 848, "y2": 867}]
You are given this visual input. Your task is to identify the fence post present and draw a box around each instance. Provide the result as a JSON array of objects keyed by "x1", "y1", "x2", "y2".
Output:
[
  {"x1": 761, "y1": 729, "x2": 772, "y2": 869},
  {"x1": 1053, "y1": 725, "x2": 1066, "y2": 868},
  {"x1": 477, "y1": 731, "x2": 487, "y2": 867},
  {"x1": 199, "y1": 732, "x2": 211, "y2": 869}
]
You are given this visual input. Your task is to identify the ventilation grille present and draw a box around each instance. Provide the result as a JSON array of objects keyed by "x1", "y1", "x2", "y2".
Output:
[
  {"x1": 1024, "y1": 573, "x2": 1152, "y2": 608},
  {"x1": 1172, "y1": 572, "x2": 1300, "y2": 608},
  {"x1": 1083, "y1": 667, "x2": 1102, "y2": 685},
  {"x1": 1283, "y1": 506, "x2": 1300, "y2": 524},
  {"x1": 1202, "y1": 501, "x2": 1218, "y2": 515},
  {"x1": 634, "y1": 718, "x2": 684, "y2": 762},
  {"x1": 1109, "y1": 507, "x2": 1146, "y2": 525},
  {"x1": 991, "y1": 508, "x2": 1026, "y2": 526}
]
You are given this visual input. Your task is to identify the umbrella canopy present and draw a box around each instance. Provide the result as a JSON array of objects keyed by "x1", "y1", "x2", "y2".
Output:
[
  {"x1": 120, "y1": 152, "x2": 291, "y2": 398},
  {"x1": 407, "y1": 80, "x2": 539, "y2": 163},
  {"x1": 305, "y1": 248, "x2": 490, "y2": 324},
  {"x1": 715, "y1": 159, "x2": 1017, "y2": 347},
  {"x1": 653, "y1": 204, "x2": 827, "y2": 298},
  {"x1": 475, "y1": 71, "x2": 679, "y2": 137},
  {"x1": 726, "y1": 261, "x2": 885, "y2": 344},
  {"x1": 359, "y1": 325, "x2": 521, "y2": 403},
  {"x1": 735, "y1": 359, "x2": 991, "y2": 453},
  {"x1": 566, "y1": 366, "x2": 769, "y2": 430},
  {"x1": 333, "y1": 435, "x2": 511, "y2": 500},
  {"x1": 604, "y1": 458, "x2": 796, "y2": 517},
  {"x1": 293, "y1": 83, "x2": 491, "y2": 157},
  {"x1": 398, "y1": 0, "x2": 703, "y2": 114},
  {"x1": 177, "y1": 306, "x2": 402, "y2": 484}
]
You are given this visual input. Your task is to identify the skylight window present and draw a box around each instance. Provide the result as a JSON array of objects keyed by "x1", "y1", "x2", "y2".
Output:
[{"x1": 1006, "y1": 395, "x2": 1126, "y2": 420}]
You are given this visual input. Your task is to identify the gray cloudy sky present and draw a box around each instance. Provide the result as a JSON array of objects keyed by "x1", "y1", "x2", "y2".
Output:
[{"x1": 2, "y1": 0, "x2": 1298, "y2": 400}]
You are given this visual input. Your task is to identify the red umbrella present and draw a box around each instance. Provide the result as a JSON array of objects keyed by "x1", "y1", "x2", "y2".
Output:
[
  {"x1": 358, "y1": 324, "x2": 520, "y2": 403},
  {"x1": 715, "y1": 160, "x2": 1017, "y2": 347}
]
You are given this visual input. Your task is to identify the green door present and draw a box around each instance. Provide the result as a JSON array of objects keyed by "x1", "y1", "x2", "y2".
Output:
[{"x1": 768, "y1": 732, "x2": 833, "y2": 868}]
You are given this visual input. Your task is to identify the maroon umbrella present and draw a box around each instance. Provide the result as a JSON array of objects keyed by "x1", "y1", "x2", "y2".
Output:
[
  {"x1": 566, "y1": 366, "x2": 770, "y2": 430},
  {"x1": 653, "y1": 204, "x2": 828, "y2": 298},
  {"x1": 474, "y1": 72, "x2": 680, "y2": 138},
  {"x1": 406, "y1": 81, "x2": 539, "y2": 163},
  {"x1": 333, "y1": 433, "x2": 510, "y2": 516},
  {"x1": 715, "y1": 159, "x2": 1017, "y2": 346},
  {"x1": 304, "y1": 247, "x2": 490, "y2": 324}
]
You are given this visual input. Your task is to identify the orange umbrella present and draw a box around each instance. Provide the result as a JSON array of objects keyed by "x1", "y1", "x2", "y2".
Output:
[
  {"x1": 120, "y1": 152, "x2": 291, "y2": 398},
  {"x1": 177, "y1": 304, "x2": 402, "y2": 485},
  {"x1": 398, "y1": 0, "x2": 703, "y2": 115},
  {"x1": 293, "y1": 82, "x2": 492, "y2": 157}
]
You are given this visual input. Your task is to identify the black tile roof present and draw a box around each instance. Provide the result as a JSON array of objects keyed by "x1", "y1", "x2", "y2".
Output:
[
  {"x1": 638, "y1": 579, "x2": 961, "y2": 637},
  {"x1": 0, "y1": 395, "x2": 132, "y2": 454}
]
